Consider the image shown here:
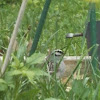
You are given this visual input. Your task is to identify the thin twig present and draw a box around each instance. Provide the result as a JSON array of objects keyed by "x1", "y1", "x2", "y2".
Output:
[{"x1": 0, "y1": 0, "x2": 28, "y2": 77}]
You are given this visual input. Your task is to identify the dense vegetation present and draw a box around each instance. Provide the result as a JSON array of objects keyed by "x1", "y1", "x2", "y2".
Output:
[
  {"x1": 0, "y1": 0, "x2": 100, "y2": 100},
  {"x1": 0, "y1": 0, "x2": 90, "y2": 55}
]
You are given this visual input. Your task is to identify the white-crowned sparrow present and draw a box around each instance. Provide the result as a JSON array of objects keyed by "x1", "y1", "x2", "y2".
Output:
[{"x1": 46, "y1": 49, "x2": 66, "y2": 78}]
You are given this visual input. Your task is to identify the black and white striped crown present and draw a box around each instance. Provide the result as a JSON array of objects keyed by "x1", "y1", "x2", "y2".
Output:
[{"x1": 51, "y1": 49, "x2": 64, "y2": 56}]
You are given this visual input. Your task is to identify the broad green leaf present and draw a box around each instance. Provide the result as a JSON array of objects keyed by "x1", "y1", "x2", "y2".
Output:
[
  {"x1": 0, "y1": 79, "x2": 7, "y2": 91},
  {"x1": 0, "y1": 83, "x2": 8, "y2": 91},
  {"x1": 26, "y1": 53, "x2": 46, "y2": 65},
  {"x1": 22, "y1": 70, "x2": 34, "y2": 83},
  {"x1": 32, "y1": 68, "x2": 48, "y2": 76},
  {"x1": 4, "y1": 73, "x2": 15, "y2": 89},
  {"x1": 22, "y1": 69, "x2": 48, "y2": 83},
  {"x1": 7, "y1": 70, "x2": 22, "y2": 76},
  {"x1": 0, "y1": 79, "x2": 6, "y2": 84}
]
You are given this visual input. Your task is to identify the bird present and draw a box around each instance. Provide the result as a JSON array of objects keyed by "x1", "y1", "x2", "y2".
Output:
[{"x1": 46, "y1": 49, "x2": 66, "y2": 78}]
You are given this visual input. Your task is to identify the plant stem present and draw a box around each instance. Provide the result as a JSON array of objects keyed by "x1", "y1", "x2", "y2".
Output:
[{"x1": 0, "y1": 0, "x2": 28, "y2": 77}]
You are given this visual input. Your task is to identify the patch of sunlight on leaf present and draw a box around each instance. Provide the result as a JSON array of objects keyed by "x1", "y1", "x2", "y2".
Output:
[
  {"x1": 44, "y1": 98, "x2": 62, "y2": 100},
  {"x1": 26, "y1": 53, "x2": 46, "y2": 65},
  {"x1": 83, "y1": 77, "x2": 90, "y2": 85}
]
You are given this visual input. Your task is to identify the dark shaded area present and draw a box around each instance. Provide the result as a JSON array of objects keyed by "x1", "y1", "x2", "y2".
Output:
[{"x1": 86, "y1": 21, "x2": 100, "y2": 62}]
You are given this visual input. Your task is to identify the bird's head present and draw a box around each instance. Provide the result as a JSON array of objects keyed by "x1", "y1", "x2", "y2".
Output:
[{"x1": 48, "y1": 49, "x2": 64, "y2": 63}]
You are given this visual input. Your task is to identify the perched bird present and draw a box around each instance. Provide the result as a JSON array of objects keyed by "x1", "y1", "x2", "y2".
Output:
[{"x1": 46, "y1": 49, "x2": 66, "y2": 78}]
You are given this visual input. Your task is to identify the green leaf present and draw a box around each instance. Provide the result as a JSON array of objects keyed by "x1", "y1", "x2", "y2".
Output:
[
  {"x1": 32, "y1": 68, "x2": 48, "y2": 76},
  {"x1": 22, "y1": 69, "x2": 48, "y2": 83},
  {"x1": 98, "y1": 85, "x2": 100, "y2": 99},
  {"x1": 22, "y1": 70, "x2": 34, "y2": 83},
  {"x1": 83, "y1": 77, "x2": 89, "y2": 85},
  {"x1": 93, "y1": 81, "x2": 100, "y2": 100},
  {"x1": 72, "y1": 79, "x2": 84, "y2": 95},
  {"x1": 7, "y1": 70, "x2": 22, "y2": 76},
  {"x1": 17, "y1": 42, "x2": 27, "y2": 59},
  {"x1": 44, "y1": 98, "x2": 61, "y2": 100},
  {"x1": 26, "y1": 53, "x2": 46, "y2": 65},
  {"x1": 82, "y1": 88, "x2": 90, "y2": 99},
  {"x1": 0, "y1": 83, "x2": 8, "y2": 91},
  {"x1": 0, "y1": 79, "x2": 7, "y2": 91},
  {"x1": 4, "y1": 72, "x2": 15, "y2": 89},
  {"x1": 11, "y1": 54, "x2": 20, "y2": 68},
  {"x1": 16, "y1": 89, "x2": 40, "y2": 100},
  {"x1": 0, "y1": 79, "x2": 6, "y2": 84}
]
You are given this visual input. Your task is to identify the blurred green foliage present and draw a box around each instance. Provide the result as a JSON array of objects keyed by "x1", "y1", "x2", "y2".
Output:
[
  {"x1": 0, "y1": 0, "x2": 100, "y2": 54},
  {"x1": 0, "y1": 0, "x2": 21, "y2": 4},
  {"x1": 0, "y1": 1, "x2": 100, "y2": 99}
]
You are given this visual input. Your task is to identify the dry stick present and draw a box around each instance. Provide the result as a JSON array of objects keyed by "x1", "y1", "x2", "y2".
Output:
[{"x1": 0, "y1": 0, "x2": 28, "y2": 76}]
